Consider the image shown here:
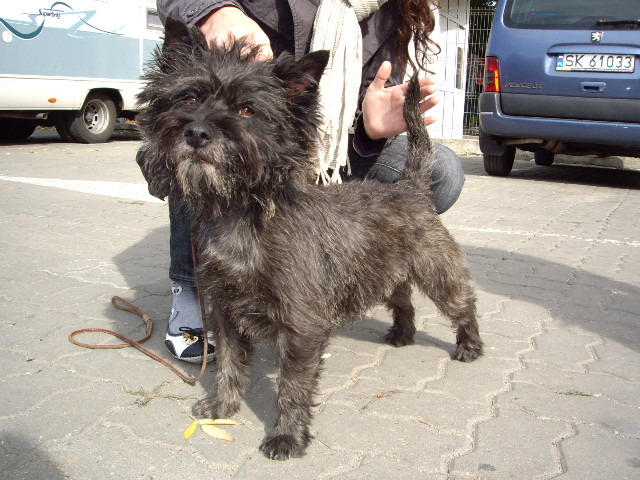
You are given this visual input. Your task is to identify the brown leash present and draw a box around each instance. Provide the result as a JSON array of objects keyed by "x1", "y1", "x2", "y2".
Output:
[{"x1": 68, "y1": 295, "x2": 209, "y2": 383}]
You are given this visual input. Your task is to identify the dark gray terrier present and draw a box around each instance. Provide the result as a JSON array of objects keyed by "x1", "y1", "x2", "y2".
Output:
[{"x1": 137, "y1": 19, "x2": 483, "y2": 460}]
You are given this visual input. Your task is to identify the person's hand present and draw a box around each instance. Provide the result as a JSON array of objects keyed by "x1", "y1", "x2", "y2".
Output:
[
  {"x1": 361, "y1": 61, "x2": 439, "y2": 140},
  {"x1": 197, "y1": 6, "x2": 273, "y2": 60}
]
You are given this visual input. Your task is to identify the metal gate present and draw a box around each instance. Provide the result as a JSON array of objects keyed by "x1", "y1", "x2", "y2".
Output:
[{"x1": 463, "y1": 7, "x2": 495, "y2": 135}]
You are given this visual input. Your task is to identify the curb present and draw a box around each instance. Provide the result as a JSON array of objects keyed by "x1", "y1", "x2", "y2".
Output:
[{"x1": 436, "y1": 136, "x2": 640, "y2": 170}]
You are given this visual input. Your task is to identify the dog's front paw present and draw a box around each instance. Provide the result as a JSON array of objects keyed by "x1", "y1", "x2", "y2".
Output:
[
  {"x1": 455, "y1": 341, "x2": 483, "y2": 362},
  {"x1": 260, "y1": 434, "x2": 307, "y2": 460},
  {"x1": 192, "y1": 397, "x2": 219, "y2": 418},
  {"x1": 385, "y1": 325, "x2": 415, "y2": 347},
  {"x1": 192, "y1": 396, "x2": 238, "y2": 419}
]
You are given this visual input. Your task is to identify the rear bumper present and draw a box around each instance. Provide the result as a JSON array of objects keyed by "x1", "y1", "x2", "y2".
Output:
[{"x1": 479, "y1": 92, "x2": 640, "y2": 150}]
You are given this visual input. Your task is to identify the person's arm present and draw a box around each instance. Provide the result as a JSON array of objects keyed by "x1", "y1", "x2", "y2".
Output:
[
  {"x1": 157, "y1": 0, "x2": 241, "y2": 27},
  {"x1": 158, "y1": 1, "x2": 273, "y2": 59}
]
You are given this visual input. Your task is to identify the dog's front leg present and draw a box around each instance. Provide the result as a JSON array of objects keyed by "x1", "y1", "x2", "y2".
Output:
[
  {"x1": 193, "y1": 311, "x2": 252, "y2": 419},
  {"x1": 260, "y1": 326, "x2": 330, "y2": 460}
]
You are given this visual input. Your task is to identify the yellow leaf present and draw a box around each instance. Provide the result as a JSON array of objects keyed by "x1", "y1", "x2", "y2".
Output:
[
  {"x1": 184, "y1": 420, "x2": 198, "y2": 440},
  {"x1": 200, "y1": 424, "x2": 235, "y2": 442},
  {"x1": 198, "y1": 418, "x2": 241, "y2": 426}
]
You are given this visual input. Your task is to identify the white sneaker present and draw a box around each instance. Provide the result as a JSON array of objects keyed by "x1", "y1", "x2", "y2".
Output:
[
  {"x1": 165, "y1": 282, "x2": 215, "y2": 363},
  {"x1": 165, "y1": 324, "x2": 215, "y2": 364}
]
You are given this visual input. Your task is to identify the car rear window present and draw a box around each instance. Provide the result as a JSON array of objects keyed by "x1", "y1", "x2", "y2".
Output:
[{"x1": 505, "y1": 0, "x2": 640, "y2": 29}]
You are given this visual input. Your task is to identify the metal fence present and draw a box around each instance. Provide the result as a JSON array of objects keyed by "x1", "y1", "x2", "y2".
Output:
[{"x1": 463, "y1": 7, "x2": 495, "y2": 135}]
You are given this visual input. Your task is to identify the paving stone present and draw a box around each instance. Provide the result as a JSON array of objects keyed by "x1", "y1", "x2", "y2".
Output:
[
  {"x1": 557, "y1": 424, "x2": 640, "y2": 480},
  {"x1": 424, "y1": 357, "x2": 518, "y2": 405},
  {"x1": 522, "y1": 327, "x2": 601, "y2": 369},
  {"x1": 513, "y1": 361, "x2": 640, "y2": 406},
  {"x1": 331, "y1": 377, "x2": 487, "y2": 434},
  {"x1": 314, "y1": 403, "x2": 463, "y2": 473},
  {"x1": 589, "y1": 340, "x2": 640, "y2": 382},
  {"x1": 450, "y1": 405, "x2": 570, "y2": 479},
  {"x1": 326, "y1": 453, "x2": 439, "y2": 479},
  {"x1": 498, "y1": 382, "x2": 640, "y2": 437}
]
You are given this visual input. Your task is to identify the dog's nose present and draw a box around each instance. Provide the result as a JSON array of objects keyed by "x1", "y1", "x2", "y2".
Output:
[{"x1": 184, "y1": 122, "x2": 213, "y2": 149}]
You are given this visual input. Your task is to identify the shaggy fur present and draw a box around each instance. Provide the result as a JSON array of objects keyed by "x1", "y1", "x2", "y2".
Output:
[{"x1": 137, "y1": 19, "x2": 483, "y2": 460}]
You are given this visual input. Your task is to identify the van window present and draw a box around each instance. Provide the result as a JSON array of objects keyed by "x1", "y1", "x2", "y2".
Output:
[{"x1": 505, "y1": 0, "x2": 640, "y2": 29}]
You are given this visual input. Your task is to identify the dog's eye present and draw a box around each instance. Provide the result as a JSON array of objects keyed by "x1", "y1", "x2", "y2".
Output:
[
  {"x1": 182, "y1": 97, "x2": 198, "y2": 106},
  {"x1": 238, "y1": 106, "x2": 254, "y2": 117}
]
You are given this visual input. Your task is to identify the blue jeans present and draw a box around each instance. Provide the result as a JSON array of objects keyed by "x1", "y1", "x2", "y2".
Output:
[{"x1": 169, "y1": 138, "x2": 465, "y2": 287}]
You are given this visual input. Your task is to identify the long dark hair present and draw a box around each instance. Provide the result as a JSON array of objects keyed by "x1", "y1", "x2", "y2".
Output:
[{"x1": 396, "y1": 0, "x2": 441, "y2": 73}]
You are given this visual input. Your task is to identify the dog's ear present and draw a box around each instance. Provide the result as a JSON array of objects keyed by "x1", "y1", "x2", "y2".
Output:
[
  {"x1": 162, "y1": 17, "x2": 208, "y2": 52},
  {"x1": 135, "y1": 146, "x2": 172, "y2": 200},
  {"x1": 295, "y1": 50, "x2": 330, "y2": 84},
  {"x1": 156, "y1": 18, "x2": 209, "y2": 74},
  {"x1": 162, "y1": 17, "x2": 192, "y2": 48},
  {"x1": 275, "y1": 50, "x2": 330, "y2": 98}
]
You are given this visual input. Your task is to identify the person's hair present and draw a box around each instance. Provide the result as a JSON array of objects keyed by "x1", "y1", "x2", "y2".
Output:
[{"x1": 396, "y1": 0, "x2": 441, "y2": 73}]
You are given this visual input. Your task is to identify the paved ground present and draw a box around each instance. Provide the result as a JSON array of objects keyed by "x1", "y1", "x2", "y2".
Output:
[{"x1": 1, "y1": 129, "x2": 639, "y2": 479}]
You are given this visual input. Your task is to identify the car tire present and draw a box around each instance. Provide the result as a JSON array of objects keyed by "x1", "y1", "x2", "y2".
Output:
[
  {"x1": 0, "y1": 118, "x2": 37, "y2": 141},
  {"x1": 534, "y1": 148, "x2": 555, "y2": 166},
  {"x1": 52, "y1": 113, "x2": 73, "y2": 142},
  {"x1": 483, "y1": 146, "x2": 516, "y2": 176},
  {"x1": 66, "y1": 92, "x2": 116, "y2": 143}
]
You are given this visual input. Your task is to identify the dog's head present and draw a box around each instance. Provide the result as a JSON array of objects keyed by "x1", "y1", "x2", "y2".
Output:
[{"x1": 136, "y1": 19, "x2": 329, "y2": 213}]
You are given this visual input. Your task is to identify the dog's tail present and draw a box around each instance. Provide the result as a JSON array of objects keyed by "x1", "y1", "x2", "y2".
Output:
[{"x1": 402, "y1": 72, "x2": 435, "y2": 185}]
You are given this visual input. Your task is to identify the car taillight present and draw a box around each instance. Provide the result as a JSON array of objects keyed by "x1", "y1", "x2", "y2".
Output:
[{"x1": 484, "y1": 56, "x2": 501, "y2": 93}]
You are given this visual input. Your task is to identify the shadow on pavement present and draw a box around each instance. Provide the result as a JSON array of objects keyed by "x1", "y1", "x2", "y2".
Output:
[
  {"x1": 1, "y1": 432, "x2": 68, "y2": 480},
  {"x1": 467, "y1": 246, "x2": 639, "y2": 351}
]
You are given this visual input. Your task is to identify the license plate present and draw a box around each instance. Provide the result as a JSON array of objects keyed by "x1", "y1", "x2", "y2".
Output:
[{"x1": 556, "y1": 53, "x2": 635, "y2": 73}]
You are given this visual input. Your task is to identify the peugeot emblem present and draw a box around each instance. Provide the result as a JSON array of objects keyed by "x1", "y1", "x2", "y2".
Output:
[{"x1": 591, "y1": 31, "x2": 604, "y2": 43}]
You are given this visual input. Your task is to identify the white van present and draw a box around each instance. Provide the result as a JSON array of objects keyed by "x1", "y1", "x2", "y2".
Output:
[{"x1": 0, "y1": 0, "x2": 162, "y2": 143}]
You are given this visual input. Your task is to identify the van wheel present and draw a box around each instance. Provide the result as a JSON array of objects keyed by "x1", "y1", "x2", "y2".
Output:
[
  {"x1": 66, "y1": 92, "x2": 116, "y2": 143},
  {"x1": 0, "y1": 119, "x2": 37, "y2": 141},
  {"x1": 534, "y1": 148, "x2": 555, "y2": 166},
  {"x1": 483, "y1": 147, "x2": 516, "y2": 176}
]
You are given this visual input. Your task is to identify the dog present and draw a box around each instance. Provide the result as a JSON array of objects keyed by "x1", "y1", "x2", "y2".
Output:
[{"x1": 137, "y1": 18, "x2": 483, "y2": 460}]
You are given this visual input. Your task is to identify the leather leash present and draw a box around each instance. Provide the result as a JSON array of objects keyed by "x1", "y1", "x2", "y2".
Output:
[
  {"x1": 68, "y1": 295, "x2": 209, "y2": 383},
  {"x1": 69, "y1": 238, "x2": 210, "y2": 383}
]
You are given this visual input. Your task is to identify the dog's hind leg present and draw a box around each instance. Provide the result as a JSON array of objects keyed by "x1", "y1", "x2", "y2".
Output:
[
  {"x1": 384, "y1": 281, "x2": 417, "y2": 347},
  {"x1": 414, "y1": 246, "x2": 482, "y2": 362},
  {"x1": 443, "y1": 282, "x2": 483, "y2": 362},
  {"x1": 192, "y1": 311, "x2": 253, "y2": 419},
  {"x1": 416, "y1": 253, "x2": 483, "y2": 362},
  {"x1": 260, "y1": 324, "x2": 331, "y2": 460}
]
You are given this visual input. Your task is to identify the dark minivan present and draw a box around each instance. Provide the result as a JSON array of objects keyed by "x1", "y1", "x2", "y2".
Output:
[{"x1": 479, "y1": 0, "x2": 640, "y2": 176}]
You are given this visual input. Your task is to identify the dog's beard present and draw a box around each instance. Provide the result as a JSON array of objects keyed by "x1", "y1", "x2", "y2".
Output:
[
  {"x1": 173, "y1": 139, "x2": 255, "y2": 212},
  {"x1": 176, "y1": 158, "x2": 221, "y2": 199}
]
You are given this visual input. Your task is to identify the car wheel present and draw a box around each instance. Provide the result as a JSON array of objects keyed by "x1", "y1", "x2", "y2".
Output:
[
  {"x1": 534, "y1": 148, "x2": 555, "y2": 166},
  {"x1": 483, "y1": 146, "x2": 516, "y2": 176},
  {"x1": 0, "y1": 118, "x2": 37, "y2": 141},
  {"x1": 66, "y1": 92, "x2": 116, "y2": 143}
]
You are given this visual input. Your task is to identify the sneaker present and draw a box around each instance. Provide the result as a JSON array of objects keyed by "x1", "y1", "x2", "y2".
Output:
[
  {"x1": 165, "y1": 326, "x2": 215, "y2": 364},
  {"x1": 165, "y1": 282, "x2": 215, "y2": 363}
]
